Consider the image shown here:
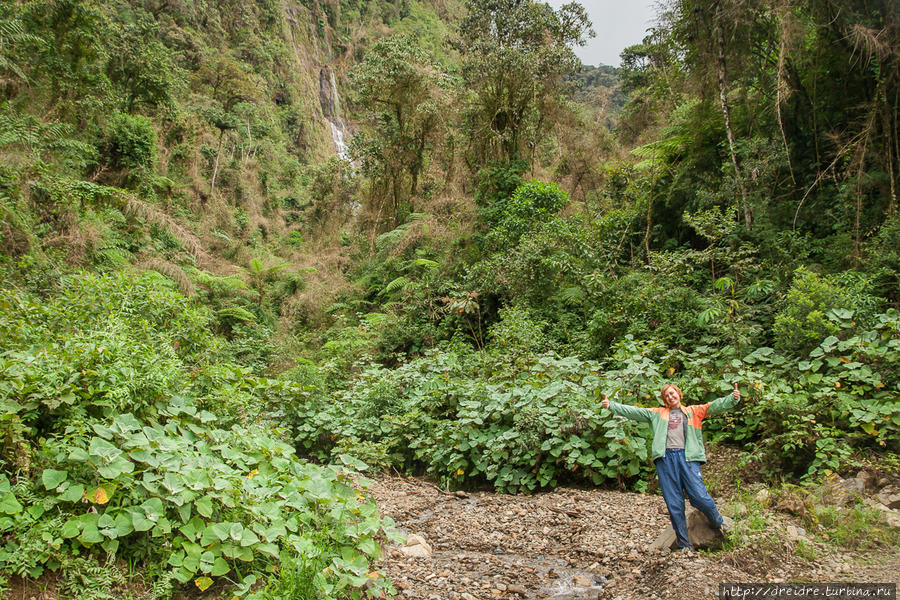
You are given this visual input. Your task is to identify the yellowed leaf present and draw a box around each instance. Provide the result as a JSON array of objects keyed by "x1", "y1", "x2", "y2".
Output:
[
  {"x1": 88, "y1": 487, "x2": 109, "y2": 504},
  {"x1": 195, "y1": 577, "x2": 213, "y2": 591}
]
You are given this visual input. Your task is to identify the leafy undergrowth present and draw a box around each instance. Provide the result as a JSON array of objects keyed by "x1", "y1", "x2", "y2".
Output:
[
  {"x1": 0, "y1": 272, "x2": 398, "y2": 599},
  {"x1": 286, "y1": 306, "x2": 900, "y2": 492},
  {"x1": 718, "y1": 480, "x2": 900, "y2": 579}
]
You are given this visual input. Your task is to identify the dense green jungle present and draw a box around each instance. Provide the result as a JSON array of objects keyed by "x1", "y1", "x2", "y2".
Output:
[{"x1": 0, "y1": 0, "x2": 898, "y2": 597}]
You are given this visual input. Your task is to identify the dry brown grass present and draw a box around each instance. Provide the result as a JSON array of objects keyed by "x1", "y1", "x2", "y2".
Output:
[
  {"x1": 279, "y1": 240, "x2": 356, "y2": 328},
  {"x1": 137, "y1": 258, "x2": 196, "y2": 297},
  {"x1": 42, "y1": 210, "x2": 100, "y2": 266},
  {"x1": 124, "y1": 197, "x2": 206, "y2": 259}
]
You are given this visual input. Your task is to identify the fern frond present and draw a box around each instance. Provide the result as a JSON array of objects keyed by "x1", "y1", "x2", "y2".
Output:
[
  {"x1": 554, "y1": 285, "x2": 585, "y2": 305},
  {"x1": 380, "y1": 275, "x2": 410, "y2": 296},
  {"x1": 186, "y1": 267, "x2": 249, "y2": 294},
  {"x1": 375, "y1": 225, "x2": 408, "y2": 252},
  {"x1": 411, "y1": 258, "x2": 439, "y2": 269},
  {"x1": 216, "y1": 306, "x2": 258, "y2": 323}
]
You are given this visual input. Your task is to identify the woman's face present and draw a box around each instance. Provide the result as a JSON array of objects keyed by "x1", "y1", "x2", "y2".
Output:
[{"x1": 663, "y1": 387, "x2": 682, "y2": 409}]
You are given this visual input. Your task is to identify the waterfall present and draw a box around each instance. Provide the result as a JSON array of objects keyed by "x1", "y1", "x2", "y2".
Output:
[{"x1": 319, "y1": 66, "x2": 350, "y2": 160}]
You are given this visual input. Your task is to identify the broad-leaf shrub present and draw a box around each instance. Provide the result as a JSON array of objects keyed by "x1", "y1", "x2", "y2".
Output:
[
  {"x1": 487, "y1": 180, "x2": 569, "y2": 249},
  {"x1": 293, "y1": 308, "x2": 899, "y2": 487},
  {"x1": 773, "y1": 267, "x2": 881, "y2": 356},
  {"x1": 0, "y1": 408, "x2": 397, "y2": 597},
  {"x1": 290, "y1": 343, "x2": 656, "y2": 493},
  {"x1": 0, "y1": 272, "x2": 399, "y2": 598},
  {"x1": 698, "y1": 311, "x2": 900, "y2": 475}
]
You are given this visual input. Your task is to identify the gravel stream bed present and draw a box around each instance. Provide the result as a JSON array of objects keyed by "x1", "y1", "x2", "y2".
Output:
[{"x1": 369, "y1": 475, "x2": 900, "y2": 600}]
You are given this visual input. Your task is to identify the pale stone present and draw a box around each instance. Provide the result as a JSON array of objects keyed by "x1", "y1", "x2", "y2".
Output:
[
  {"x1": 573, "y1": 575, "x2": 594, "y2": 587},
  {"x1": 399, "y1": 534, "x2": 432, "y2": 557},
  {"x1": 649, "y1": 507, "x2": 725, "y2": 550}
]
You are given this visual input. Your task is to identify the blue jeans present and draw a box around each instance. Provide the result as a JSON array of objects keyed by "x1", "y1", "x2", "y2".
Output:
[{"x1": 655, "y1": 448, "x2": 723, "y2": 549}]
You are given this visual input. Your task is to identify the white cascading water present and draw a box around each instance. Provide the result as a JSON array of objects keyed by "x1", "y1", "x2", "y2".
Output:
[{"x1": 327, "y1": 70, "x2": 350, "y2": 160}]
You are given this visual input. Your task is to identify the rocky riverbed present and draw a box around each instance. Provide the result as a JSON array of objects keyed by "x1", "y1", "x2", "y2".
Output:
[{"x1": 369, "y1": 460, "x2": 900, "y2": 600}]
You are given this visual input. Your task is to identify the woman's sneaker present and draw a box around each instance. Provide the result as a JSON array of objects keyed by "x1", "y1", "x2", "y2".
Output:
[{"x1": 716, "y1": 515, "x2": 734, "y2": 535}]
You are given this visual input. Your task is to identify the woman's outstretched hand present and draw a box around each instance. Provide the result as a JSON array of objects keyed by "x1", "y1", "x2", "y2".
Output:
[
  {"x1": 733, "y1": 382, "x2": 741, "y2": 401},
  {"x1": 601, "y1": 394, "x2": 610, "y2": 409}
]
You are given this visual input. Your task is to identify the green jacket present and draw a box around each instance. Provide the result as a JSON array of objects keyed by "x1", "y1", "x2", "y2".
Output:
[{"x1": 606, "y1": 394, "x2": 738, "y2": 463}]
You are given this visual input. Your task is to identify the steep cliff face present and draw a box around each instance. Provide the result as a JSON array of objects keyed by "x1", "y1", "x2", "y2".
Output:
[{"x1": 282, "y1": 1, "x2": 344, "y2": 163}]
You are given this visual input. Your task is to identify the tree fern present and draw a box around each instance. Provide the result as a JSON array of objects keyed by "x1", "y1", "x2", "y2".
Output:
[
  {"x1": 411, "y1": 258, "x2": 439, "y2": 269},
  {"x1": 216, "y1": 306, "x2": 258, "y2": 323},
  {"x1": 374, "y1": 224, "x2": 409, "y2": 253},
  {"x1": 554, "y1": 285, "x2": 585, "y2": 306},
  {"x1": 0, "y1": 17, "x2": 39, "y2": 83}
]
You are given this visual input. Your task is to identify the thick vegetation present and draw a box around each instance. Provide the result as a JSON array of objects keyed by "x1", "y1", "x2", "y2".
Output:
[{"x1": 0, "y1": 0, "x2": 898, "y2": 598}]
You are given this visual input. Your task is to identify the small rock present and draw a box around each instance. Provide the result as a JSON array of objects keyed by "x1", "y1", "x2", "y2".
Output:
[
  {"x1": 400, "y1": 534, "x2": 432, "y2": 558},
  {"x1": 573, "y1": 575, "x2": 593, "y2": 587},
  {"x1": 461, "y1": 594, "x2": 478, "y2": 600},
  {"x1": 507, "y1": 584, "x2": 526, "y2": 595},
  {"x1": 876, "y1": 488, "x2": 900, "y2": 510},
  {"x1": 855, "y1": 470, "x2": 877, "y2": 492},
  {"x1": 755, "y1": 488, "x2": 771, "y2": 506},
  {"x1": 649, "y1": 507, "x2": 724, "y2": 550}
]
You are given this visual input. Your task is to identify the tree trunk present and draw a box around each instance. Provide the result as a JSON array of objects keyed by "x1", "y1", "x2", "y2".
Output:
[
  {"x1": 210, "y1": 129, "x2": 224, "y2": 196},
  {"x1": 644, "y1": 196, "x2": 652, "y2": 262},
  {"x1": 713, "y1": 5, "x2": 751, "y2": 229}
]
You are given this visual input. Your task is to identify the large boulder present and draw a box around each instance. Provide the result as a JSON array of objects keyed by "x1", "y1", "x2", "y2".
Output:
[
  {"x1": 819, "y1": 475, "x2": 865, "y2": 507},
  {"x1": 649, "y1": 507, "x2": 723, "y2": 551}
]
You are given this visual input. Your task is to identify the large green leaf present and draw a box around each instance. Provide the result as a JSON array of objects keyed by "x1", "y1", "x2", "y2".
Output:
[
  {"x1": 208, "y1": 521, "x2": 231, "y2": 542},
  {"x1": 195, "y1": 495, "x2": 214, "y2": 518},
  {"x1": 211, "y1": 557, "x2": 230, "y2": 576},
  {"x1": 42, "y1": 469, "x2": 68, "y2": 490},
  {"x1": 131, "y1": 508, "x2": 154, "y2": 532},
  {"x1": 58, "y1": 483, "x2": 85, "y2": 502},
  {"x1": 0, "y1": 493, "x2": 22, "y2": 515},
  {"x1": 239, "y1": 528, "x2": 259, "y2": 547},
  {"x1": 89, "y1": 437, "x2": 123, "y2": 461},
  {"x1": 141, "y1": 497, "x2": 164, "y2": 522},
  {"x1": 98, "y1": 455, "x2": 134, "y2": 479},
  {"x1": 79, "y1": 524, "x2": 103, "y2": 544},
  {"x1": 61, "y1": 518, "x2": 81, "y2": 538}
]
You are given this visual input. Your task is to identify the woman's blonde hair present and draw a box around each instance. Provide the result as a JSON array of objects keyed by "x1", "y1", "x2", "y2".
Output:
[{"x1": 660, "y1": 384, "x2": 683, "y2": 403}]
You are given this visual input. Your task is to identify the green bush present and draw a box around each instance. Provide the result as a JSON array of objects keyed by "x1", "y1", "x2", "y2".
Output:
[
  {"x1": 0, "y1": 272, "x2": 398, "y2": 598},
  {"x1": 488, "y1": 180, "x2": 569, "y2": 249},
  {"x1": 289, "y1": 346, "x2": 657, "y2": 493},
  {"x1": 773, "y1": 267, "x2": 879, "y2": 356},
  {"x1": 107, "y1": 113, "x2": 156, "y2": 170},
  {"x1": 0, "y1": 410, "x2": 397, "y2": 597}
]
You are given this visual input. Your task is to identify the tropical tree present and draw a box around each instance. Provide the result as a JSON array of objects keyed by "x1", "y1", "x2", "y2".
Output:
[
  {"x1": 350, "y1": 34, "x2": 453, "y2": 229},
  {"x1": 456, "y1": 0, "x2": 593, "y2": 165}
]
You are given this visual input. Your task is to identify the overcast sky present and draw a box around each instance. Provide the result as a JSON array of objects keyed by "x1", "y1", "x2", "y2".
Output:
[{"x1": 546, "y1": 0, "x2": 660, "y2": 67}]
